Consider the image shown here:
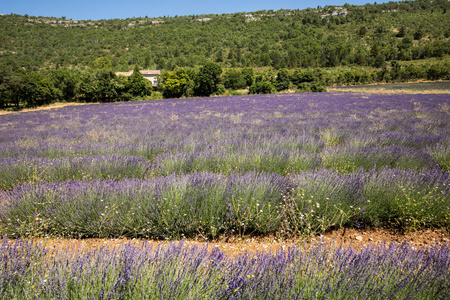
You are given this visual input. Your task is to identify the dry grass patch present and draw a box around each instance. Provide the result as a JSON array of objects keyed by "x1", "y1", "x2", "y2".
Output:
[{"x1": 0, "y1": 102, "x2": 96, "y2": 115}]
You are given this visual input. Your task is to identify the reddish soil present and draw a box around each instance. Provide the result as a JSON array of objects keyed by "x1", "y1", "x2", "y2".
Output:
[{"x1": 30, "y1": 228, "x2": 449, "y2": 257}]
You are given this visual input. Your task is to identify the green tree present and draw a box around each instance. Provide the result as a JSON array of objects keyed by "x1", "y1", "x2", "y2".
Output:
[
  {"x1": 48, "y1": 68, "x2": 80, "y2": 101},
  {"x1": 358, "y1": 26, "x2": 368, "y2": 36},
  {"x1": 427, "y1": 62, "x2": 450, "y2": 80},
  {"x1": 413, "y1": 29, "x2": 424, "y2": 40},
  {"x1": 222, "y1": 69, "x2": 246, "y2": 90},
  {"x1": 113, "y1": 75, "x2": 132, "y2": 101},
  {"x1": 373, "y1": 54, "x2": 386, "y2": 68},
  {"x1": 0, "y1": 65, "x2": 22, "y2": 108},
  {"x1": 127, "y1": 65, "x2": 152, "y2": 97},
  {"x1": 249, "y1": 81, "x2": 275, "y2": 94},
  {"x1": 0, "y1": 1, "x2": 449, "y2": 79},
  {"x1": 270, "y1": 51, "x2": 285, "y2": 69},
  {"x1": 241, "y1": 67, "x2": 254, "y2": 87},
  {"x1": 93, "y1": 57, "x2": 112, "y2": 69},
  {"x1": 194, "y1": 62, "x2": 222, "y2": 97},
  {"x1": 311, "y1": 82, "x2": 326, "y2": 92},
  {"x1": 291, "y1": 69, "x2": 315, "y2": 87},
  {"x1": 77, "y1": 69, "x2": 118, "y2": 102},
  {"x1": 20, "y1": 72, "x2": 58, "y2": 108},
  {"x1": 275, "y1": 68, "x2": 291, "y2": 91},
  {"x1": 297, "y1": 82, "x2": 312, "y2": 92},
  {"x1": 396, "y1": 25, "x2": 406, "y2": 38},
  {"x1": 161, "y1": 67, "x2": 193, "y2": 98},
  {"x1": 77, "y1": 71, "x2": 96, "y2": 102},
  {"x1": 402, "y1": 64, "x2": 424, "y2": 81},
  {"x1": 398, "y1": 36, "x2": 413, "y2": 51},
  {"x1": 93, "y1": 69, "x2": 117, "y2": 102},
  {"x1": 390, "y1": 60, "x2": 402, "y2": 80}
]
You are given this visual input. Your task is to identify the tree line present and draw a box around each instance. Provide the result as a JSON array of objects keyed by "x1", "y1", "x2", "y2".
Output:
[
  {"x1": 161, "y1": 59, "x2": 449, "y2": 98},
  {"x1": 1, "y1": 58, "x2": 449, "y2": 109},
  {"x1": 0, "y1": 63, "x2": 154, "y2": 109}
]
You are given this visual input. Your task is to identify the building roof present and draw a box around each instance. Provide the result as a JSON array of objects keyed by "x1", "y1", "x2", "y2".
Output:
[
  {"x1": 141, "y1": 70, "x2": 161, "y2": 75},
  {"x1": 115, "y1": 70, "x2": 160, "y2": 76}
]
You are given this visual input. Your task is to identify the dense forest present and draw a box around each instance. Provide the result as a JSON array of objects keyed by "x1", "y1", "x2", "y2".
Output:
[
  {"x1": 0, "y1": 0, "x2": 449, "y2": 108},
  {"x1": 1, "y1": 0, "x2": 449, "y2": 70}
]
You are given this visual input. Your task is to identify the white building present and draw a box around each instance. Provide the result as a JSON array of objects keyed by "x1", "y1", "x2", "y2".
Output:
[{"x1": 115, "y1": 70, "x2": 160, "y2": 86}]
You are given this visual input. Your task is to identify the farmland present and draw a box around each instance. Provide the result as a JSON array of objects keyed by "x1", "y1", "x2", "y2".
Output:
[
  {"x1": 330, "y1": 80, "x2": 450, "y2": 93},
  {"x1": 0, "y1": 92, "x2": 449, "y2": 298}
]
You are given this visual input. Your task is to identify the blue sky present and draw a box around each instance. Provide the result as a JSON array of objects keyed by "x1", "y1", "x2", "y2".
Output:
[{"x1": 1, "y1": 0, "x2": 388, "y2": 20}]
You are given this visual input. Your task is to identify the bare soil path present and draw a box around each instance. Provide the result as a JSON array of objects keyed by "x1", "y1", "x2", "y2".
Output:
[{"x1": 28, "y1": 228, "x2": 449, "y2": 257}]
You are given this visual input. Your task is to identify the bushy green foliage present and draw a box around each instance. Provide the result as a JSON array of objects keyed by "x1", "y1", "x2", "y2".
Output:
[
  {"x1": 0, "y1": 64, "x2": 22, "y2": 108},
  {"x1": 311, "y1": 82, "x2": 326, "y2": 92},
  {"x1": 1, "y1": 58, "x2": 448, "y2": 109},
  {"x1": 297, "y1": 82, "x2": 313, "y2": 92},
  {"x1": 427, "y1": 62, "x2": 450, "y2": 80},
  {"x1": 193, "y1": 62, "x2": 222, "y2": 97},
  {"x1": 275, "y1": 69, "x2": 291, "y2": 91},
  {"x1": 78, "y1": 69, "x2": 117, "y2": 102},
  {"x1": 222, "y1": 69, "x2": 246, "y2": 90},
  {"x1": 241, "y1": 67, "x2": 255, "y2": 87},
  {"x1": 19, "y1": 71, "x2": 59, "y2": 107},
  {"x1": 47, "y1": 68, "x2": 80, "y2": 101},
  {"x1": 291, "y1": 69, "x2": 315, "y2": 86},
  {"x1": 127, "y1": 65, "x2": 153, "y2": 97},
  {"x1": 92, "y1": 57, "x2": 112, "y2": 69},
  {"x1": 249, "y1": 81, "x2": 276, "y2": 94},
  {"x1": 161, "y1": 67, "x2": 193, "y2": 98}
]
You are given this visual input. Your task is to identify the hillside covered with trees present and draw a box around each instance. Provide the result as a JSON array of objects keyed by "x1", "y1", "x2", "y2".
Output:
[
  {"x1": 1, "y1": 0, "x2": 449, "y2": 70},
  {"x1": 0, "y1": 0, "x2": 449, "y2": 108}
]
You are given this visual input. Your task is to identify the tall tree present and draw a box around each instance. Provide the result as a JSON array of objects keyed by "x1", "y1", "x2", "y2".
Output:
[
  {"x1": 161, "y1": 67, "x2": 193, "y2": 98},
  {"x1": 48, "y1": 68, "x2": 80, "y2": 101},
  {"x1": 77, "y1": 69, "x2": 118, "y2": 102},
  {"x1": 20, "y1": 72, "x2": 58, "y2": 108},
  {"x1": 0, "y1": 65, "x2": 22, "y2": 108},
  {"x1": 241, "y1": 67, "x2": 255, "y2": 87},
  {"x1": 223, "y1": 69, "x2": 246, "y2": 90},
  {"x1": 275, "y1": 68, "x2": 291, "y2": 91},
  {"x1": 127, "y1": 65, "x2": 152, "y2": 97},
  {"x1": 194, "y1": 62, "x2": 222, "y2": 97}
]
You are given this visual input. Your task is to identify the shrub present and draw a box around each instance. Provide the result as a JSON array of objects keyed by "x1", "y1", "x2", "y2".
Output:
[{"x1": 249, "y1": 81, "x2": 275, "y2": 94}]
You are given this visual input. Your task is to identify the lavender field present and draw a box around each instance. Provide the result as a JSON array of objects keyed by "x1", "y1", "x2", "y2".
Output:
[
  {"x1": 1, "y1": 238, "x2": 449, "y2": 299},
  {"x1": 0, "y1": 92, "x2": 449, "y2": 298},
  {"x1": 0, "y1": 92, "x2": 449, "y2": 238}
]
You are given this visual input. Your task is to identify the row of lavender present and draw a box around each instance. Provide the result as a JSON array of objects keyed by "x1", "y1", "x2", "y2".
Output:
[
  {"x1": 0, "y1": 142, "x2": 446, "y2": 191},
  {"x1": 1, "y1": 238, "x2": 449, "y2": 299},
  {"x1": 1, "y1": 169, "x2": 448, "y2": 239}
]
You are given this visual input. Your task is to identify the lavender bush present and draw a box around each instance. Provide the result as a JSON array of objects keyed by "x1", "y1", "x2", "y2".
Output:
[
  {"x1": 0, "y1": 172, "x2": 291, "y2": 239},
  {"x1": 0, "y1": 238, "x2": 448, "y2": 299},
  {"x1": 0, "y1": 154, "x2": 153, "y2": 190},
  {"x1": 290, "y1": 167, "x2": 450, "y2": 233},
  {"x1": 0, "y1": 168, "x2": 447, "y2": 239}
]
